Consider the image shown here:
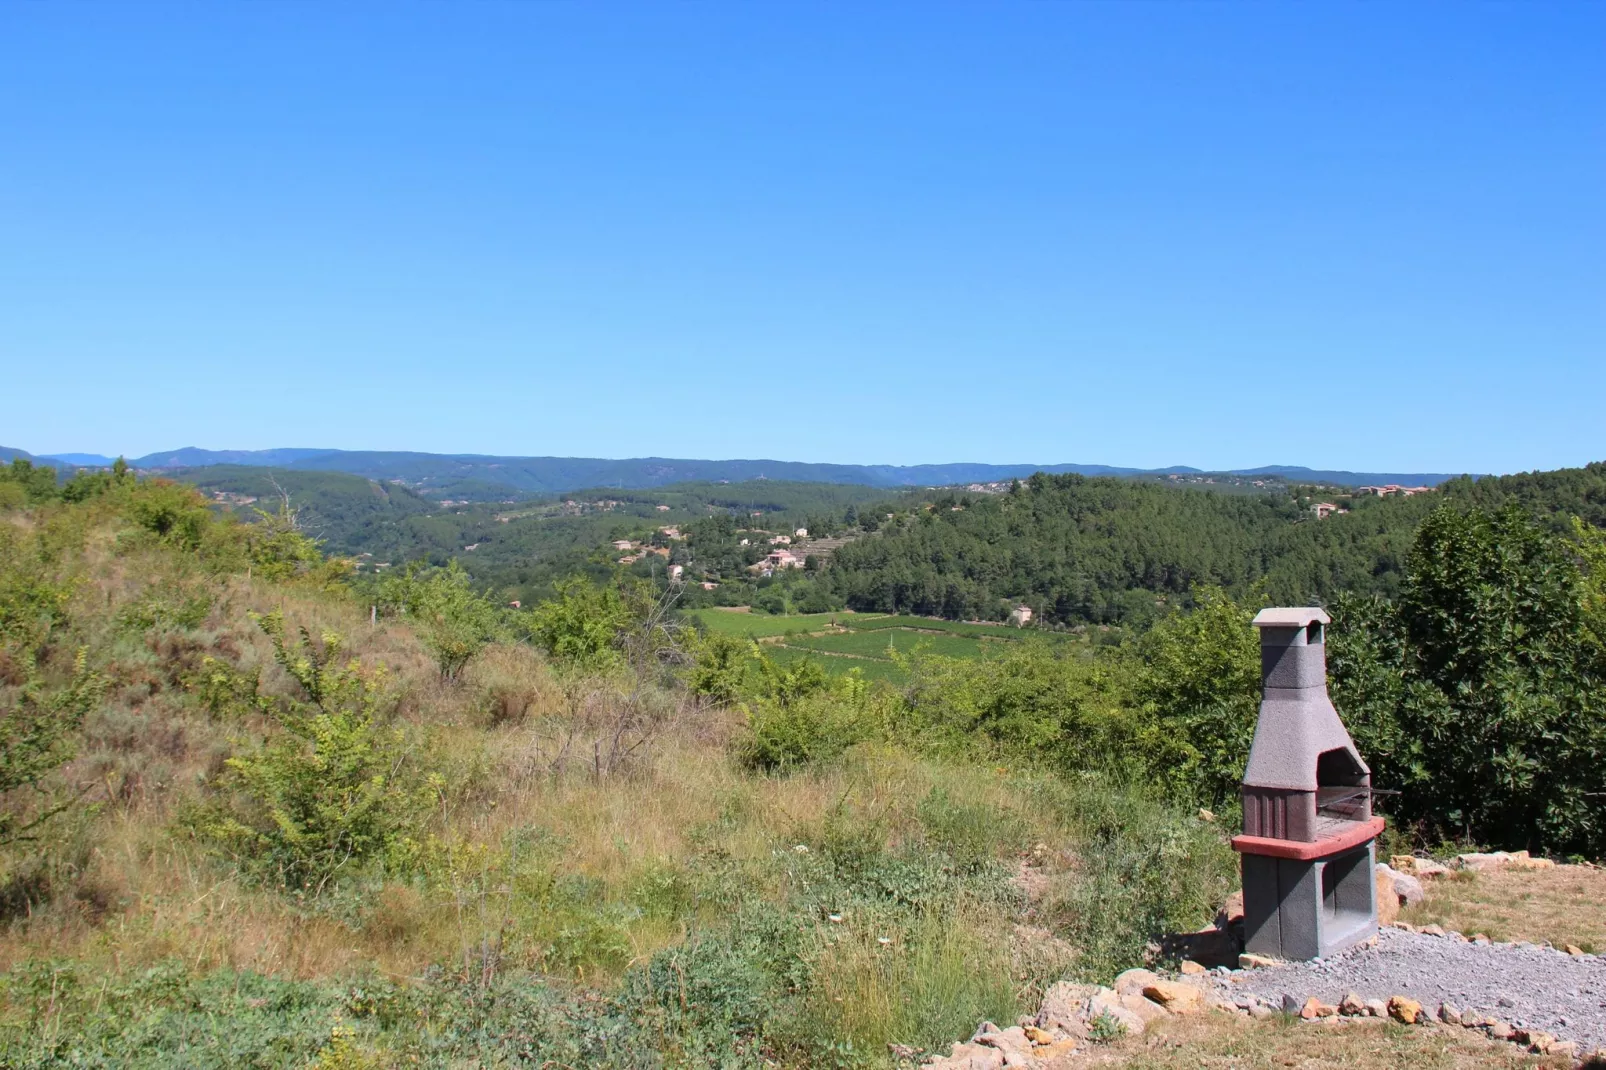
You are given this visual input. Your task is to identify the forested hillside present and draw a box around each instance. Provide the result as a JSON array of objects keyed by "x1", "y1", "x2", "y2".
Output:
[{"x1": 827, "y1": 464, "x2": 1606, "y2": 625}]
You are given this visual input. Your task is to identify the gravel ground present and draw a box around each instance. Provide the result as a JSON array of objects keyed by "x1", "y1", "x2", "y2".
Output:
[{"x1": 1207, "y1": 927, "x2": 1606, "y2": 1053}]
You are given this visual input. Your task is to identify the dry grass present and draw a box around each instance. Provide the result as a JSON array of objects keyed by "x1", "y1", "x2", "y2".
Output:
[
  {"x1": 1401, "y1": 865, "x2": 1606, "y2": 950},
  {"x1": 1090, "y1": 1013, "x2": 1575, "y2": 1069},
  {"x1": 0, "y1": 501, "x2": 1223, "y2": 1066},
  {"x1": 1, "y1": 528, "x2": 1074, "y2": 987}
]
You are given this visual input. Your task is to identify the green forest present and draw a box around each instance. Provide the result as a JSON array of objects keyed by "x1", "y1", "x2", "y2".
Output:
[
  {"x1": 826, "y1": 464, "x2": 1606, "y2": 625},
  {"x1": 0, "y1": 454, "x2": 1603, "y2": 1065}
]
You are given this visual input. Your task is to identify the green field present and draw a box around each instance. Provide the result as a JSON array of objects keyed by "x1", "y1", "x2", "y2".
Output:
[
  {"x1": 686, "y1": 609, "x2": 871, "y2": 638},
  {"x1": 762, "y1": 643, "x2": 909, "y2": 683},
  {"x1": 841, "y1": 614, "x2": 1031, "y2": 640},
  {"x1": 687, "y1": 607, "x2": 1073, "y2": 683},
  {"x1": 784, "y1": 628, "x2": 995, "y2": 660}
]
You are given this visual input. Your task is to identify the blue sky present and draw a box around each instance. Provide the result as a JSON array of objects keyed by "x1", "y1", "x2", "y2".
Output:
[{"x1": 2, "y1": 2, "x2": 1601, "y2": 473}]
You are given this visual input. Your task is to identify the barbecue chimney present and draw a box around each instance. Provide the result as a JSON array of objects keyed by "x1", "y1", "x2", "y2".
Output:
[{"x1": 1232, "y1": 608, "x2": 1384, "y2": 961}]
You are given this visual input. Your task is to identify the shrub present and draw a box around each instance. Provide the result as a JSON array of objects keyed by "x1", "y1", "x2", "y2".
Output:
[
  {"x1": 528, "y1": 576, "x2": 634, "y2": 671},
  {"x1": 244, "y1": 498, "x2": 349, "y2": 587},
  {"x1": 0, "y1": 649, "x2": 104, "y2": 845},
  {"x1": 737, "y1": 682, "x2": 882, "y2": 772},
  {"x1": 898, "y1": 641, "x2": 1140, "y2": 773},
  {"x1": 0, "y1": 524, "x2": 102, "y2": 845},
  {"x1": 123, "y1": 480, "x2": 212, "y2": 551},
  {"x1": 685, "y1": 630, "x2": 750, "y2": 706},
  {"x1": 465, "y1": 643, "x2": 553, "y2": 727},
  {"x1": 186, "y1": 612, "x2": 435, "y2": 890},
  {"x1": 379, "y1": 561, "x2": 504, "y2": 681},
  {"x1": 0, "y1": 459, "x2": 60, "y2": 507},
  {"x1": 0, "y1": 524, "x2": 75, "y2": 654},
  {"x1": 1038, "y1": 777, "x2": 1236, "y2": 979},
  {"x1": 1128, "y1": 586, "x2": 1261, "y2": 806},
  {"x1": 115, "y1": 588, "x2": 212, "y2": 634},
  {"x1": 183, "y1": 655, "x2": 265, "y2": 720}
]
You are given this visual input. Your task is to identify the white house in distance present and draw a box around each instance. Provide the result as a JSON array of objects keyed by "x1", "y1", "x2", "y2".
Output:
[
  {"x1": 668, "y1": 564, "x2": 684, "y2": 582},
  {"x1": 795, "y1": 527, "x2": 809, "y2": 538},
  {"x1": 1008, "y1": 605, "x2": 1033, "y2": 627}
]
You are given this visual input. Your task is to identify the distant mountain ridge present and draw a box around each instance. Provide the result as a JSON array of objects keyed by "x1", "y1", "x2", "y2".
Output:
[{"x1": 1, "y1": 445, "x2": 1470, "y2": 496}]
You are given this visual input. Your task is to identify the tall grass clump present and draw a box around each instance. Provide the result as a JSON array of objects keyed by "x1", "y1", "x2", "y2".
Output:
[{"x1": 1034, "y1": 776, "x2": 1237, "y2": 979}]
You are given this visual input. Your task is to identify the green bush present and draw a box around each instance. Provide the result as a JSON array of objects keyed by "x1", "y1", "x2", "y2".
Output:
[
  {"x1": 898, "y1": 641, "x2": 1138, "y2": 772},
  {"x1": 244, "y1": 499, "x2": 348, "y2": 587},
  {"x1": 123, "y1": 480, "x2": 212, "y2": 551},
  {"x1": 186, "y1": 613, "x2": 435, "y2": 891},
  {"x1": 184, "y1": 655, "x2": 265, "y2": 720},
  {"x1": 115, "y1": 588, "x2": 212, "y2": 634},
  {"x1": 0, "y1": 459, "x2": 60, "y2": 508},
  {"x1": 0, "y1": 649, "x2": 104, "y2": 846},
  {"x1": 684, "y1": 630, "x2": 750, "y2": 706},
  {"x1": 379, "y1": 560, "x2": 504, "y2": 680},
  {"x1": 528, "y1": 576, "x2": 634, "y2": 671},
  {"x1": 0, "y1": 524, "x2": 103, "y2": 846},
  {"x1": 736, "y1": 674, "x2": 883, "y2": 772},
  {"x1": 1128, "y1": 586, "x2": 1261, "y2": 807}
]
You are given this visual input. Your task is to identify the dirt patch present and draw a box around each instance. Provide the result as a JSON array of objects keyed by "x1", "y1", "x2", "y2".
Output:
[{"x1": 1402, "y1": 864, "x2": 1606, "y2": 950}]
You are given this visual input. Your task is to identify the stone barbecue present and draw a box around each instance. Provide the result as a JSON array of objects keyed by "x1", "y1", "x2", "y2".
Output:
[{"x1": 1232, "y1": 607, "x2": 1384, "y2": 961}]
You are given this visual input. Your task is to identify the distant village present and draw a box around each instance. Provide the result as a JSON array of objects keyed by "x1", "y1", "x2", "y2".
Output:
[{"x1": 1310, "y1": 483, "x2": 1434, "y2": 520}]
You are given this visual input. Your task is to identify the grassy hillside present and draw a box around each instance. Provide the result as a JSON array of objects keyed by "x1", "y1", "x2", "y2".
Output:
[{"x1": 0, "y1": 472, "x2": 1237, "y2": 1067}]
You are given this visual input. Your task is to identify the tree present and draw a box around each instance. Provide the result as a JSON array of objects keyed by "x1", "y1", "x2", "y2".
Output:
[{"x1": 1330, "y1": 504, "x2": 1606, "y2": 854}]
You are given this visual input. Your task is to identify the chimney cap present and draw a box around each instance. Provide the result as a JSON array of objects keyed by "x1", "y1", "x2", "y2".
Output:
[{"x1": 1252, "y1": 607, "x2": 1330, "y2": 628}]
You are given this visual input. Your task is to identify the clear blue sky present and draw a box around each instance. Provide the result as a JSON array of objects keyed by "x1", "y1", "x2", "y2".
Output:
[{"x1": 2, "y1": 2, "x2": 1601, "y2": 473}]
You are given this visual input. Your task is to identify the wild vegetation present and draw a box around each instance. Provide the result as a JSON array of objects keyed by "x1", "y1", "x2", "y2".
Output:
[{"x1": 0, "y1": 454, "x2": 1602, "y2": 1066}]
